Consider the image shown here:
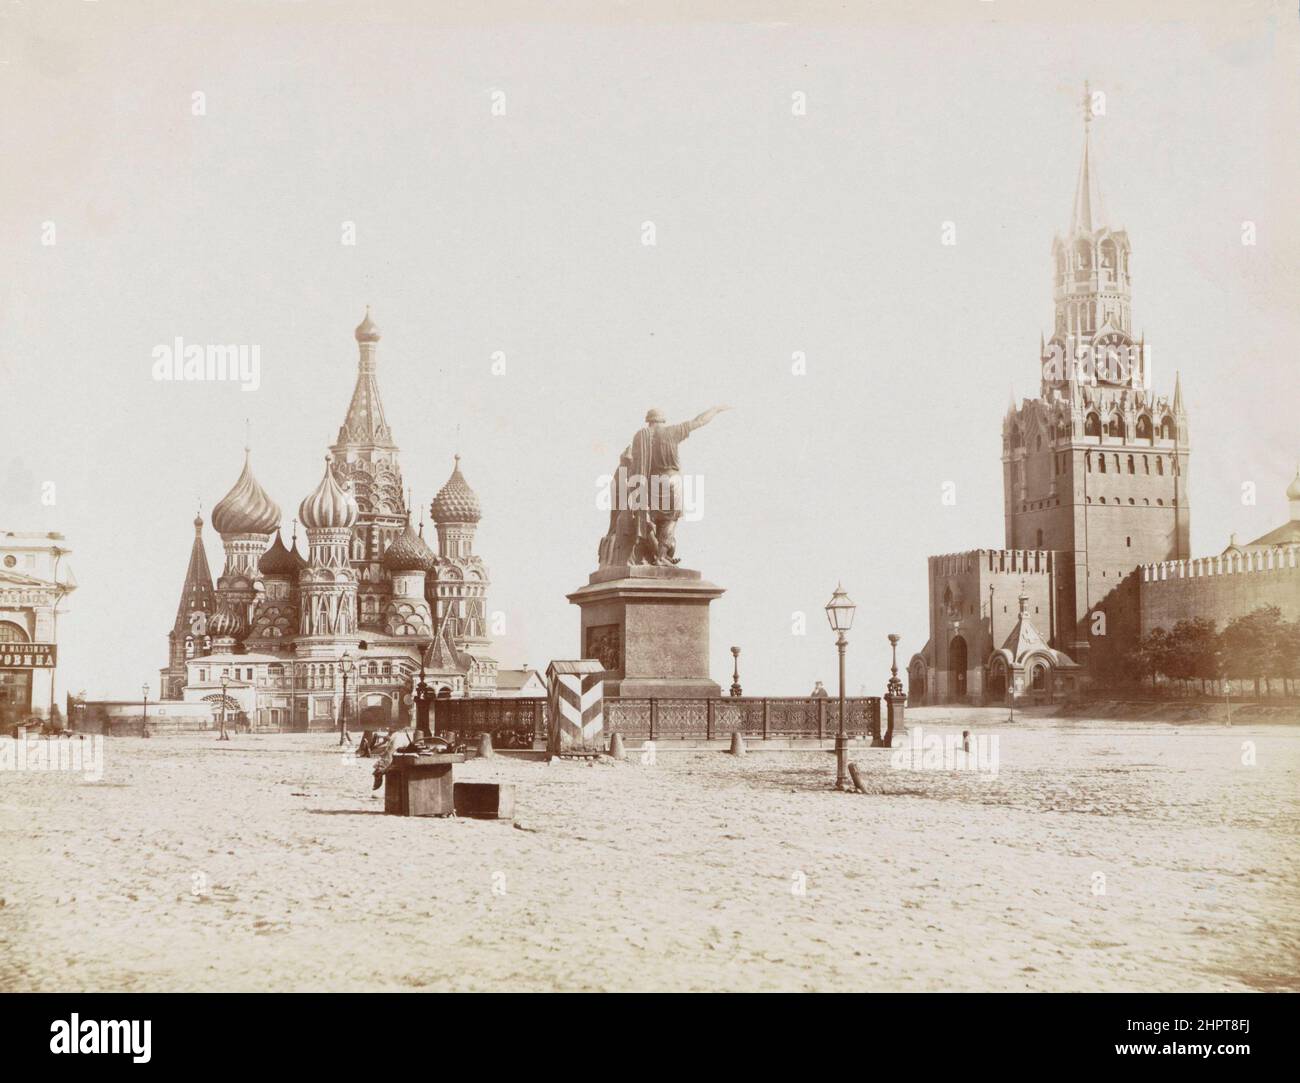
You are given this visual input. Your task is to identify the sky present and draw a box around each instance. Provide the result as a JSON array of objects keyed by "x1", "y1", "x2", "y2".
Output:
[{"x1": 1, "y1": 1, "x2": 1298, "y2": 700}]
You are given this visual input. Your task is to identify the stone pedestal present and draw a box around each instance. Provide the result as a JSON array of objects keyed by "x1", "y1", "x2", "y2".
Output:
[
  {"x1": 566, "y1": 565, "x2": 724, "y2": 698},
  {"x1": 884, "y1": 692, "x2": 905, "y2": 748}
]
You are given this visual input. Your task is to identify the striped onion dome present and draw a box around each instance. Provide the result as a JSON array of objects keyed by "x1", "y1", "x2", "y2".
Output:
[
  {"x1": 430, "y1": 455, "x2": 481, "y2": 524},
  {"x1": 211, "y1": 451, "x2": 281, "y2": 536},
  {"x1": 298, "y1": 457, "x2": 358, "y2": 530},
  {"x1": 382, "y1": 518, "x2": 437, "y2": 572},
  {"x1": 1287, "y1": 464, "x2": 1300, "y2": 502},
  {"x1": 208, "y1": 609, "x2": 243, "y2": 637}
]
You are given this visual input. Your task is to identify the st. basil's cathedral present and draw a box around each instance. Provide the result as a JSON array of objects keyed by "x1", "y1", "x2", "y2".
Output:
[{"x1": 159, "y1": 310, "x2": 498, "y2": 729}]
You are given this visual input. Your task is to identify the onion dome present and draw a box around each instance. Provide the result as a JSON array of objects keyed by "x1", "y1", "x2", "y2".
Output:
[
  {"x1": 430, "y1": 455, "x2": 481, "y2": 524},
  {"x1": 383, "y1": 518, "x2": 437, "y2": 572},
  {"x1": 211, "y1": 450, "x2": 281, "y2": 536},
  {"x1": 1287, "y1": 465, "x2": 1300, "y2": 503},
  {"x1": 355, "y1": 305, "x2": 380, "y2": 343},
  {"x1": 259, "y1": 531, "x2": 308, "y2": 576},
  {"x1": 298, "y1": 457, "x2": 359, "y2": 530},
  {"x1": 208, "y1": 609, "x2": 243, "y2": 637}
]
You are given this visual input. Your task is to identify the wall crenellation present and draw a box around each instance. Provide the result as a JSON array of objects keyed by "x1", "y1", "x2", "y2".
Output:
[
  {"x1": 930, "y1": 549, "x2": 1057, "y2": 578},
  {"x1": 1142, "y1": 545, "x2": 1299, "y2": 582}
]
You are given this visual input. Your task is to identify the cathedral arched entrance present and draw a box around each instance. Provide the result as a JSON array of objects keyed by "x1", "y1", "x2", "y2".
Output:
[
  {"x1": 908, "y1": 660, "x2": 927, "y2": 706},
  {"x1": 948, "y1": 636, "x2": 968, "y2": 700},
  {"x1": 359, "y1": 693, "x2": 394, "y2": 726}
]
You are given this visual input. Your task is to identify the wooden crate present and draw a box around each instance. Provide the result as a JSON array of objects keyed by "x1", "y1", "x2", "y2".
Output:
[
  {"x1": 453, "y1": 781, "x2": 516, "y2": 820},
  {"x1": 383, "y1": 753, "x2": 465, "y2": 817}
]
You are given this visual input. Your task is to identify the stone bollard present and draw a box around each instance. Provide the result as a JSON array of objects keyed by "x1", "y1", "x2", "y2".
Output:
[
  {"x1": 848, "y1": 762, "x2": 867, "y2": 793},
  {"x1": 608, "y1": 732, "x2": 625, "y2": 760},
  {"x1": 476, "y1": 732, "x2": 495, "y2": 759},
  {"x1": 729, "y1": 731, "x2": 746, "y2": 756}
]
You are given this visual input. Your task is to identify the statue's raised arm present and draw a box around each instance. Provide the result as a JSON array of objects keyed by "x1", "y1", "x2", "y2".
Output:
[
  {"x1": 596, "y1": 405, "x2": 732, "y2": 569},
  {"x1": 686, "y1": 404, "x2": 732, "y2": 432}
]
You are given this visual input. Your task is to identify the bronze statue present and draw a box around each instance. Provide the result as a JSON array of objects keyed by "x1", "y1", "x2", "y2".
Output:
[{"x1": 598, "y1": 405, "x2": 730, "y2": 568}]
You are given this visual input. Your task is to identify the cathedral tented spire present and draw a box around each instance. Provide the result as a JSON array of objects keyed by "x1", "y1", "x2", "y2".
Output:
[
  {"x1": 336, "y1": 307, "x2": 395, "y2": 448},
  {"x1": 172, "y1": 514, "x2": 216, "y2": 633}
]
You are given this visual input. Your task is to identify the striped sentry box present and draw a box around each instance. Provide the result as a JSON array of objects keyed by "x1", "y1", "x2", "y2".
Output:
[{"x1": 546, "y1": 659, "x2": 605, "y2": 756}]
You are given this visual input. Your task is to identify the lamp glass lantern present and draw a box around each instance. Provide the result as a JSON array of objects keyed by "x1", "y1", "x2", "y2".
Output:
[{"x1": 824, "y1": 584, "x2": 857, "y2": 634}]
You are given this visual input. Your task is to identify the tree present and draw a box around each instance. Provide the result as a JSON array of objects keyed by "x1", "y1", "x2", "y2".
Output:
[
  {"x1": 1221, "y1": 606, "x2": 1284, "y2": 697},
  {"x1": 1275, "y1": 619, "x2": 1300, "y2": 698},
  {"x1": 1130, "y1": 627, "x2": 1171, "y2": 693},
  {"x1": 1169, "y1": 617, "x2": 1219, "y2": 695}
]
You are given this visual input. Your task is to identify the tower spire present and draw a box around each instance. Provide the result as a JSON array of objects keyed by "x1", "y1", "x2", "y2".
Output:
[
  {"x1": 161, "y1": 512, "x2": 219, "y2": 697},
  {"x1": 1070, "y1": 81, "x2": 1106, "y2": 235},
  {"x1": 336, "y1": 308, "x2": 395, "y2": 448}
]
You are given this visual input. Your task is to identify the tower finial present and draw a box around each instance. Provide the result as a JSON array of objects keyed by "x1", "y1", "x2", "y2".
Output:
[
  {"x1": 1082, "y1": 80, "x2": 1092, "y2": 131},
  {"x1": 244, "y1": 418, "x2": 251, "y2": 455}
]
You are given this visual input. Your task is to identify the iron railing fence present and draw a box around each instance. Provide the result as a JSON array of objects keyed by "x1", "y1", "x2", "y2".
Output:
[{"x1": 432, "y1": 696, "x2": 882, "y2": 746}]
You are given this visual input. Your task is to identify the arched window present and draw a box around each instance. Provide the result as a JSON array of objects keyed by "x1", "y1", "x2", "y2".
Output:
[
  {"x1": 1084, "y1": 413, "x2": 1101, "y2": 438},
  {"x1": 1098, "y1": 454, "x2": 1107, "y2": 473},
  {"x1": 1031, "y1": 663, "x2": 1048, "y2": 692},
  {"x1": 1106, "y1": 415, "x2": 1123, "y2": 438},
  {"x1": 0, "y1": 621, "x2": 29, "y2": 643},
  {"x1": 1036, "y1": 528, "x2": 1044, "y2": 548},
  {"x1": 1157, "y1": 458, "x2": 1164, "y2": 476},
  {"x1": 1127, "y1": 455, "x2": 1135, "y2": 474},
  {"x1": 1160, "y1": 416, "x2": 1176, "y2": 440},
  {"x1": 1136, "y1": 415, "x2": 1153, "y2": 441}
]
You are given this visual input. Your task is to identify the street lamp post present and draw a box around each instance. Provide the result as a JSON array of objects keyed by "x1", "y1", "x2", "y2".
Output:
[
  {"x1": 824, "y1": 584, "x2": 857, "y2": 792},
  {"x1": 414, "y1": 663, "x2": 434, "y2": 739},
  {"x1": 141, "y1": 683, "x2": 150, "y2": 738},
  {"x1": 884, "y1": 633, "x2": 905, "y2": 747},
  {"x1": 338, "y1": 651, "x2": 355, "y2": 746},
  {"x1": 219, "y1": 675, "x2": 230, "y2": 740},
  {"x1": 729, "y1": 646, "x2": 743, "y2": 697}
]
